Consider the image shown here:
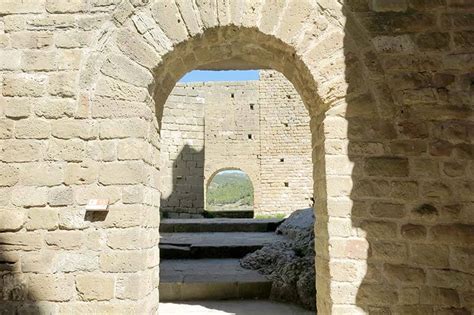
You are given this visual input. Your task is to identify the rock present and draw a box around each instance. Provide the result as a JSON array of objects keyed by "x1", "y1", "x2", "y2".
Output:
[{"x1": 241, "y1": 208, "x2": 316, "y2": 310}]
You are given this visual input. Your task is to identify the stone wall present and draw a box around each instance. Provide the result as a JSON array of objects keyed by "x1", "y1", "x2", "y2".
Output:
[
  {"x1": 159, "y1": 84, "x2": 205, "y2": 215},
  {"x1": 0, "y1": 0, "x2": 472, "y2": 314},
  {"x1": 203, "y1": 80, "x2": 263, "y2": 213},
  {"x1": 259, "y1": 71, "x2": 313, "y2": 213},
  {"x1": 159, "y1": 71, "x2": 312, "y2": 217}
]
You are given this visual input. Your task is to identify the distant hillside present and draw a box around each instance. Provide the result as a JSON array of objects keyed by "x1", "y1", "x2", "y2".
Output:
[{"x1": 207, "y1": 171, "x2": 254, "y2": 210}]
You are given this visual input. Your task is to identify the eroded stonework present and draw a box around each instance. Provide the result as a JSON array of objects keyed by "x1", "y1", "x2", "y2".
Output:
[{"x1": 0, "y1": 0, "x2": 472, "y2": 314}]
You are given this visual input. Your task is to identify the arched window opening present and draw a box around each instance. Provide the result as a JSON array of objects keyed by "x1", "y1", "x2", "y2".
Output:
[{"x1": 206, "y1": 169, "x2": 254, "y2": 216}]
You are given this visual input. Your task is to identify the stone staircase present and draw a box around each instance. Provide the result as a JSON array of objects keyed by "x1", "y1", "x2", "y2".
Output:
[{"x1": 159, "y1": 218, "x2": 283, "y2": 301}]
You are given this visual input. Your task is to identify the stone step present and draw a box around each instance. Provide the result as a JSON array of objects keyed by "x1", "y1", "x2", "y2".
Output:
[
  {"x1": 204, "y1": 210, "x2": 254, "y2": 218},
  {"x1": 160, "y1": 232, "x2": 283, "y2": 259},
  {"x1": 160, "y1": 259, "x2": 271, "y2": 301},
  {"x1": 160, "y1": 218, "x2": 283, "y2": 233}
]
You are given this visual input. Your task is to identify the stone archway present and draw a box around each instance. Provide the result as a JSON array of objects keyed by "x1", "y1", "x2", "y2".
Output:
[
  {"x1": 1, "y1": 1, "x2": 472, "y2": 314},
  {"x1": 204, "y1": 167, "x2": 256, "y2": 213},
  {"x1": 79, "y1": 1, "x2": 362, "y2": 313}
]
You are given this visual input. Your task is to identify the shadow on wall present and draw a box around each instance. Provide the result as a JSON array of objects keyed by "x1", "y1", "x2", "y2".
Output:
[
  {"x1": 0, "y1": 241, "x2": 42, "y2": 313},
  {"x1": 342, "y1": 1, "x2": 473, "y2": 314},
  {"x1": 160, "y1": 144, "x2": 205, "y2": 218}
]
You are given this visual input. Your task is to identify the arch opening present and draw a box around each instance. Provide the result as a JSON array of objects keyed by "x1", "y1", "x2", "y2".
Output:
[
  {"x1": 153, "y1": 31, "x2": 321, "y2": 309},
  {"x1": 205, "y1": 169, "x2": 254, "y2": 214}
]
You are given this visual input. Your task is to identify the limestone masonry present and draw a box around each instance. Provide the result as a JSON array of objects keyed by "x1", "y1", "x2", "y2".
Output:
[
  {"x1": 159, "y1": 70, "x2": 312, "y2": 217},
  {"x1": 0, "y1": 0, "x2": 472, "y2": 314}
]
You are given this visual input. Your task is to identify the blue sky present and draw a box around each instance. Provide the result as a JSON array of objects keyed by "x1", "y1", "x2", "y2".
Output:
[{"x1": 179, "y1": 70, "x2": 259, "y2": 83}]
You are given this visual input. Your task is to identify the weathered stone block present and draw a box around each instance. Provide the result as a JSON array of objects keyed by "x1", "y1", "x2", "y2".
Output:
[
  {"x1": 10, "y1": 31, "x2": 54, "y2": 49},
  {"x1": 0, "y1": 232, "x2": 43, "y2": 251},
  {"x1": 115, "y1": 271, "x2": 152, "y2": 300},
  {"x1": 330, "y1": 238, "x2": 369, "y2": 259},
  {"x1": 19, "y1": 163, "x2": 64, "y2": 186},
  {"x1": 11, "y1": 186, "x2": 48, "y2": 207},
  {"x1": 92, "y1": 98, "x2": 152, "y2": 119},
  {"x1": 371, "y1": 241, "x2": 408, "y2": 263},
  {"x1": 2, "y1": 273, "x2": 28, "y2": 300},
  {"x1": 372, "y1": 35, "x2": 414, "y2": 53},
  {"x1": 15, "y1": 118, "x2": 51, "y2": 139},
  {"x1": 409, "y1": 244, "x2": 450, "y2": 268},
  {"x1": 47, "y1": 139, "x2": 85, "y2": 162},
  {"x1": 95, "y1": 77, "x2": 149, "y2": 102},
  {"x1": 0, "y1": 140, "x2": 44, "y2": 162},
  {"x1": 383, "y1": 264, "x2": 425, "y2": 284},
  {"x1": 370, "y1": 0, "x2": 408, "y2": 12},
  {"x1": 365, "y1": 157, "x2": 409, "y2": 177},
  {"x1": 427, "y1": 269, "x2": 467, "y2": 289},
  {"x1": 48, "y1": 72, "x2": 77, "y2": 97},
  {"x1": 99, "y1": 119, "x2": 148, "y2": 139},
  {"x1": 34, "y1": 99, "x2": 76, "y2": 119},
  {"x1": 122, "y1": 185, "x2": 144, "y2": 204},
  {"x1": 26, "y1": 208, "x2": 58, "y2": 231},
  {"x1": 0, "y1": 51, "x2": 21, "y2": 70},
  {"x1": 86, "y1": 140, "x2": 117, "y2": 162},
  {"x1": 21, "y1": 251, "x2": 57, "y2": 273},
  {"x1": 0, "y1": 210, "x2": 25, "y2": 232},
  {"x1": 56, "y1": 49, "x2": 82, "y2": 70},
  {"x1": 431, "y1": 224, "x2": 474, "y2": 245},
  {"x1": 76, "y1": 274, "x2": 115, "y2": 301},
  {"x1": 48, "y1": 186, "x2": 74, "y2": 206},
  {"x1": 45, "y1": 231, "x2": 83, "y2": 249},
  {"x1": 21, "y1": 50, "x2": 56, "y2": 71},
  {"x1": 2, "y1": 98, "x2": 32, "y2": 119},
  {"x1": 52, "y1": 119, "x2": 98, "y2": 140},
  {"x1": 151, "y1": 1, "x2": 188, "y2": 43},
  {"x1": 46, "y1": 0, "x2": 85, "y2": 13},
  {"x1": 401, "y1": 224, "x2": 426, "y2": 240},
  {"x1": 58, "y1": 208, "x2": 90, "y2": 230},
  {"x1": 100, "y1": 250, "x2": 147, "y2": 272},
  {"x1": 54, "y1": 251, "x2": 99, "y2": 272},
  {"x1": 451, "y1": 246, "x2": 474, "y2": 274},
  {"x1": 0, "y1": 119, "x2": 14, "y2": 139},
  {"x1": 65, "y1": 160, "x2": 99, "y2": 185},
  {"x1": 101, "y1": 54, "x2": 153, "y2": 88},
  {"x1": 0, "y1": 0, "x2": 45, "y2": 14},
  {"x1": 370, "y1": 202, "x2": 405, "y2": 218},
  {"x1": 117, "y1": 139, "x2": 148, "y2": 160},
  {"x1": 106, "y1": 228, "x2": 144, "y2": 250},
  {"x1": 416, "y1": 32, "x2": 451, "y2": 51},
  {"x1": 360, "y1": 220, "x2": 397, "y2": 239},
  {"x1": 3, "y1": 74, "x2": 47, "y2": 97},
  {"x1": 357, "y1": 284, "x2": 398, "y2": 306},
  {"x1": 0, "y1": 164, "x2": 19, "y2": 187},
  {"x1": 99, "y1": 161, "x2": 145, "y2": 185},
  {"x1": 28, "y1": 274, "x2": 75, "y2": 301},
  {"x1": 115, "y1": 28, "x2": 160, "y2": 69},
  {"x1": 453, "y1": 31, "x2": 474, "y2": 50}
]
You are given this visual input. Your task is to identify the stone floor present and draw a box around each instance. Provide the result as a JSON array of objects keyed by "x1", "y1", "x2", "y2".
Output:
[{"x1": 159, "y1": 300, "x2": 314, "y2": 315}]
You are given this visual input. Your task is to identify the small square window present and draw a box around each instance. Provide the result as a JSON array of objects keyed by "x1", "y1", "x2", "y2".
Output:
[
  {"x1": 284, "y1": 182, "x2": 289, "y2": 187},
  {"x1": 280, "y1": 158, "x2": 285, "y2": 162},
  {"x1": 248, "y1": 134, "x2": 253, "y2": 139},
  {"x1": 250, "y1": 104, "x2": 254, "y2": 110}
]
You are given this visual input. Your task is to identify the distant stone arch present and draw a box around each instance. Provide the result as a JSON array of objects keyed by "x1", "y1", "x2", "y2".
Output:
[{"x1": 205, "y1": 168, "x2": 255, "y2": 213}]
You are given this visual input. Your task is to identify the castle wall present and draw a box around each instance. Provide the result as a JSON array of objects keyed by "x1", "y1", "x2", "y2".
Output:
[{"x1": 159, "y1": 70, "x2": 313, "y2": 217}]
